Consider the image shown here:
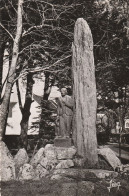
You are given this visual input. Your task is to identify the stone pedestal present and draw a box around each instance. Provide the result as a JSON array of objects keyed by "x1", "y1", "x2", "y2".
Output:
[{"x1": 54, "y1": 137, "x2": 72, "y2": 147}]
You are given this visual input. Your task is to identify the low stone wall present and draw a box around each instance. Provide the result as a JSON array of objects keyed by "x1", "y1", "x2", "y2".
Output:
[
  {"x1": 1, "y1": 142, "x2": 76, "y2": 181},
  {"x1": 1, "y1": 141, "x2": 128, "y2": 182}
]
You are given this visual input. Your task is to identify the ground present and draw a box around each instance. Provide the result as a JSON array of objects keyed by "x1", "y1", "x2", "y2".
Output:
[{"x1": 1, "y1": 172, "x2": 129, "y2": 196}]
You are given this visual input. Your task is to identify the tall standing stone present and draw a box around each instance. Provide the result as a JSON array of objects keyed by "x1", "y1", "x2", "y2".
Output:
[{"x1": 72, "y1": 18, "x2": 98, "y2": 166}]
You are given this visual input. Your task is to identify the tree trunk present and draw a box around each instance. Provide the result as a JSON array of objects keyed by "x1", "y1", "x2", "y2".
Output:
[
  {"x1": 43, "y1": 72, "x2": 52, "y2": 101},
  {"x1": 0, "y1": 42, "x2": 4, "y2": 103},
  {"x1": 20, "y1": 73, "x2": 34, "y2": 149},
  {"x1": 72, "y1": 18, "x2": 98, "y2": 167},
  {"x1": 0, "y1": 8, "x2": 3, "y2": 102},
  {"x1": 0, "y1": 5, "x2": 4, "y2": 103},
  {"x1": 0, "y1": 0, "x2": 23, "y2": 140},
  {"x1": 39, "y1": 72, "x2": 53, "y2": 136}
]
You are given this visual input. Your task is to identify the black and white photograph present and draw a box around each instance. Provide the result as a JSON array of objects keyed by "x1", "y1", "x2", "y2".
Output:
[{"x1": 0, "y1": 0, "x2": 129, "y2": 195}]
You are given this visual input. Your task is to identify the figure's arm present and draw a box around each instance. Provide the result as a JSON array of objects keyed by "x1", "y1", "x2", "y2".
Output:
[{"x1": 63, "y1": 96, "x2": 73, "y2": 109}]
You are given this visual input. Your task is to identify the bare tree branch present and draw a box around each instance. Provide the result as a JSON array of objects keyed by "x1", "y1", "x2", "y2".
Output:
[
  {"x1": 13, "y1": 54, "x2": 71, "y2": 83},
  {"x1": 0, "y1": 23, "x2": 14, "y2": 41}
]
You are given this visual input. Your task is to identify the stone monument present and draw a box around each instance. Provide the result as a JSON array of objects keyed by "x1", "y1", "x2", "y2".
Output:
[
  {"x1": 72, "y1": 18, "x2": 98, "y2": 166},
  {"x1": 54, "y1": 88, "x2": 73, "y2": 147}
]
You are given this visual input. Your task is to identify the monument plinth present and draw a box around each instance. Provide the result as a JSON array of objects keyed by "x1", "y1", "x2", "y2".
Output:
[{"x1": 54, "y1": 137, "x2": 72, "y2": 147}]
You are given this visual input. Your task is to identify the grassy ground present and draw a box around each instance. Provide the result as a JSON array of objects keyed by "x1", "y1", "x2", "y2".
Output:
[
  {"x1": 1, "y1": 178, "x2": 61, "y2": 196},
  {"x1": 1, "y1": 173, "x2": 129, "y2": 196}
]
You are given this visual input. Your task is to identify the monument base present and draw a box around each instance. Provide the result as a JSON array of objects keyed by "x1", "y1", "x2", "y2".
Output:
[{"x1": 54, "y1": 137, "x2": 72, "y2": 147}]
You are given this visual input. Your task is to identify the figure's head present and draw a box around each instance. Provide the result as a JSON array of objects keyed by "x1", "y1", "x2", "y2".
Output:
[{"x1": 61, "y1": 88, "x2": 67, "y2": 97}]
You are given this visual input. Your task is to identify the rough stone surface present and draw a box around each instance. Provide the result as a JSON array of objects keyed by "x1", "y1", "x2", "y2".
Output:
[
  {"x1": 53, "y1": 168, "x2": 87, "y2": 179},
  {"x1": 56, "y1": 146, "x2": 76, "y2": 160},
  {"x1": 51, "y1": 174, "x2": 62, "y2": 180},
  {"x1": 98, "y1": 148, "x2": 121, "y2": 170},
  {"x1": 124, "y1": 166, "x2": 129, "y2": 172},
  {"x1": 53, "y1": 169, "x2": 87, "y2": 180},
  {"x1": 53, "y1": 168, "x2": 118, "y2": 180},
  {"x1": 30, "y1": 147, "x2": 44, "y2": 167},
  {"x1": 0, "y1": 141, "x2": 15, "y2": 181},
  {"x1": 14, "y1": 148, "x2": 29, "y2": 170},
  {"x1": 44, "y1": 144, "x2": 76, "y2": 160},
  {"x1": 89, "y1": 169, "x2": 118, "y2": 179},
  {"x1": 35, "y1": 164, "x2": 49, "y2": 179},
  {"x1": 51, "y1": 174, "x2": 75, "y2": 182},
  {"x1": 56, "y1": 160, "x2": 74, "y2": 169},
  {"x1": 40, "y1": 157, "x2": 58, "y2": 171},
  {"x1": 44, "y1": 144, "x2": 56, "y2": 160},
  {"x1": 44, "y1": 144, "x2": 53, "y2": 150},
  {"x1": 72, "y1": 18, "x2": 98, "y2": 166},
  {"x1": 116, "y1": 164, "x2": 129, "y2": 173},
  {"x1": 18, "y1": 163, "x2": 35, "y2": 180},
  {"x1": 53, "y1": 169, "x2": 68, "y2": 175},
  {"x1": 73, "y1": 157, "x2": 85, "y2": 167},
  {"x1": 123, "y1": 164, "x2": 129, "y2": 172}
]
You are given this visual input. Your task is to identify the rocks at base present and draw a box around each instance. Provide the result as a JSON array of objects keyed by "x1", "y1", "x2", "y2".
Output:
[
  {"x1": 89, "y1": 169, "x2": 118, "y2": 179},
  {"x1": 52, "y1": 168, "x2": 118, "y2": 180},
  {"x1": 1, "y1": 143, "x2": 122, "y2": 182},
  {"x1": 55, "y1": 146, "x2": 77, "y2": 160},
  {"x1": 51, "y1": 174, "x2": 63, "y2": 180},
  {"x1": 51, "y1": 174, "x2": 75, "y2": 182},
  {"x1": 36, "y1": 158, "x2": 74, "y2": 177},
  {"x1": 44, "y1": 144, "x2": 77, "y2": 160},
  {"x1": 14, "y1": 148, "x2": 29, "y2": 170},
  {"x1": 116, "y1": 164, "x2": 129, "y2": 173},
  {"x1": 73, "y1": 157, "x2": 85, "y2": 167},
  {"x1": 122, "y1": 164, "x2": 129, "y2": 173},
  {"x1": 40, "y1": 157, "x2": 58, "y2": 171},
  {"x1": 53, "y1": 169, "x2": 68, "y2": 176},
  {"x1": 97, "y1": 148, "x2": 121, "y2": 170},
  {"x1": 35, "y1": 164, "x2": 49, "y2": 179},
  {"x1": 0, "y1": 141, "x2": 16, "y2": 181},
  {"x1": 16, "y1": 145, "x2": 77, "y2": 180},
  {"x1": 29, "y1": 147, "x2": 45, "y2": 167},
  {"x1": 18, "y1": 163, "x2": 35, "y2": 180},
  {"x1": 18, "y1": 163, "x2": 49, "y2": 180},
  {"x1": 52, "y1": 168, "x2": 92, "y2": 181},
  {"x1": 56, "y1": 160, "x2": 74, "y2": 169},
  {"x1": 44, "y1": 144, "x2": 56, "y2": 160},
  {"x1": 30, "y1": 147, "x2": 55, "y2": 175}
]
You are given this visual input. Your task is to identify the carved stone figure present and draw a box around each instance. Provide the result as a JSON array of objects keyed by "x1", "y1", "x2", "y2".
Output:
[{"x1": 55, "y1": 88, "x2": 73, "y2": 138}]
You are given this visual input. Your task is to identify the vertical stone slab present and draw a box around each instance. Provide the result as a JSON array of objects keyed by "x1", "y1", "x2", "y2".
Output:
[{"x1": 72, "y1": 18, "x2": 98, "y2": 166}]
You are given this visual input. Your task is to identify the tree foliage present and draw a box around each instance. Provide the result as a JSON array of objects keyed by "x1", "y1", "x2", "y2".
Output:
[{"x1": 93, "y1": 0, "x2": 129, "y2": 99}]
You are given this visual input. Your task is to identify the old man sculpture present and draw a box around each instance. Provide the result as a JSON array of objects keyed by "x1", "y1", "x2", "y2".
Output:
[{"x1": 55, "y1": 88, "x2": 73, "y2": 138}]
